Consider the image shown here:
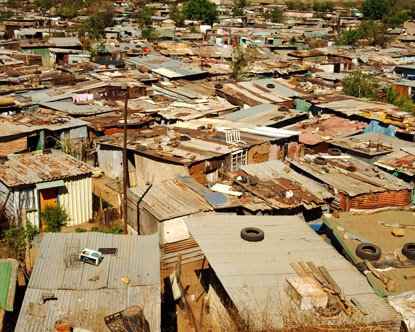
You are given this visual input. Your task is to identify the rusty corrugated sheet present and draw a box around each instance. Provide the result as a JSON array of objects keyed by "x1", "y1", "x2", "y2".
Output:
[{"x1": 0, "y1": 150, "x2": 92, "y2": 188}]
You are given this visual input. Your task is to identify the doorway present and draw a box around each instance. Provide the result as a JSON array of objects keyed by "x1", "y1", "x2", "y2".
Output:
[{"x1": 39, "y1": 188, "x2": 58, "y2": 231}]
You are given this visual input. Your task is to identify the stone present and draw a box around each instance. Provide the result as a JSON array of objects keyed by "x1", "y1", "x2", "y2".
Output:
[
  {"x1": 121, "y1": 276, "x2": 131, "y2": 285},
  {"x1": 391, "y1": 228, "x2": 405, "y2": 237}
]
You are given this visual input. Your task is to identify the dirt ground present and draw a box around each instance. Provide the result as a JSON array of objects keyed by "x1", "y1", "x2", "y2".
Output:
[{"x1": 60, "y1": 221, "x2": 101, "y2": 232}]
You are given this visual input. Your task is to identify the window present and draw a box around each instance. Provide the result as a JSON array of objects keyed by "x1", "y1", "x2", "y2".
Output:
[
  {"x1": 20, "y1": 189, "x2": 35, "y2": 211},
  {"x1": 230, "y1": 149, "x2": 247, "y2": 171}
]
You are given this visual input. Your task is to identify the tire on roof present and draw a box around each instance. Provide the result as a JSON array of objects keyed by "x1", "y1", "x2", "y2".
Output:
[
  {"x1": 356, "y1": 243, "x2": 382, "y2": 261},
  {"x1": 241, "y1": 227, "x2": 264, "y2": 242}
]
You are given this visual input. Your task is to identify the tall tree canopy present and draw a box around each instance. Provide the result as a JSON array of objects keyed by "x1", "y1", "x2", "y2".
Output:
[
  {"x1": 361, "y1": 0, "x2": 391, "y2": 20},
  {"x1": 183, "y1": 0, "x2": 218, "y2": 25}
]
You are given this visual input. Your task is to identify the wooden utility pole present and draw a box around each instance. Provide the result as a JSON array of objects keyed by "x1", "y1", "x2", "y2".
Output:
[{"x1": 122, "y1": 84, "x2": 129, "y2": 234}]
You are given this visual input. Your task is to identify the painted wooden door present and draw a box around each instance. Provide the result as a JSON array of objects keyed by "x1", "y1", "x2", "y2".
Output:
[{"x1": 39, "y1": 188, "x2": 58, "y2": 231}]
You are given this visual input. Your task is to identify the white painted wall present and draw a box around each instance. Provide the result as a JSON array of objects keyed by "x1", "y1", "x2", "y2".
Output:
[
  {"x1": 97, "y1": 146, "x2": 123, "y2": 180},
  {"x1": 59, "y1": 176, "x2": 92, "y2": 226},
  {"x1": 19, "y1": 176, "x2": 93, "y2": 228}
]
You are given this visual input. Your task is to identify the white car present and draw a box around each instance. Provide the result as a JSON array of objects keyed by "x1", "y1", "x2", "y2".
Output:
[{"x1": 79, "y1": 248, "x2": 103, "y2": 266}]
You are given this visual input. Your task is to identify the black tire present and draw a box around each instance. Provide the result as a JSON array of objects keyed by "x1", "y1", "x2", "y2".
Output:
[
  {"x1": 328, "y1": 148, "x2": 341, "y2": 156},
  {"x1": 214, "y1": 83, "x2": 223, "y2": 89},
  {"x1": 241, "y1": 227, "x2": 264, "y2": 242},
  {"x1": 314, "y1": 156, "x2": 327, "y2": 165},
  {"x1": 402, "y1": 243, "x2": 415, "y2": 260},
  {"x1": 356, "y1": 243, "x2": 382, "y2": 261},
  {"x1": 278, "y1": 106, "x2": 289, "y2": 112},
  {"x1": 266, "y1": 83, "x2": 275, "y2": 89}
]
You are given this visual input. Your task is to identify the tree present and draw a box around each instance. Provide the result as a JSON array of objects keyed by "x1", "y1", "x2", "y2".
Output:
[
  {"x1": 384, "y1": 10, "x2": 410, "y2": 28},
  {"x1": 232, "y1": 0, "x2": 247, "y2": 17},
  {"x1": 40, "y1": 204, "x2": 69, "y2": 232},
  {"x1": 78, "y1": 0, "x2": 114, "y2": 48},
  {"x1": 361, "y1": 0, "x2": 391, "y2": 20},
  {"x1": 136, "y1": 5, "x2": 158, "y2": 40},
  {"x1": 169, "y1": 3, "x2": 186, "y2": 27},
  {"x1": 342, "y1": 71, "x2": 379, "y2": 99},
  {"x1": 335, "y1": 29, "x2": 360, "y2": 46},
  {"x1": 263, "y1": 7, "x2": 284, "y2": 23},
  {"x1": 230, "y1": 45, "x2": 254, "y2": 80},
  {"x1": 359, "y1": 20, "x2": 390, "y2": 47},
  {"x1": 33, "y1": 0, "x2": 53, "y2": 16},
  {"x1": 183, "y1": 0, "x2": 218, "y2": 25}
]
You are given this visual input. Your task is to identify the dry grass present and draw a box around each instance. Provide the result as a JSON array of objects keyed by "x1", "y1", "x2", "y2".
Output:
[{"x1": 202, "y1": 288, "x2": 396, "y2": 332}]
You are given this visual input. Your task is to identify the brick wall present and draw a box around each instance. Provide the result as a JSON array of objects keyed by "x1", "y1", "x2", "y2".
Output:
[{"x1": 337, "y1": 190, "x2": 412, "y2": 211}]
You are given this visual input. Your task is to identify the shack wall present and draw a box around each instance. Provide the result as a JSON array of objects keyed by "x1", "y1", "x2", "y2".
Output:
[
  {"x1": 338, "y1": 190, "x2": 412, "y2": 211},
  {"x1": 134, "y1": 154, "x2": 187, "y2": 185},
  {"x1": 59, "y1": 176, "x2": 93, "y2": 226},
  {"x1": 97, "y1": 145, "x2": 123, "y2": 180},
  {"x1": 0, "y1": 136, "x2": 27, "y2": 155}
]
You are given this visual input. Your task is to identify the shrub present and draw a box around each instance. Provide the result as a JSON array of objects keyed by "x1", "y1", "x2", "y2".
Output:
[
  {"x1": 263, "y1": 7, "x2": 284, "y2": 23},
  {"x1": 40, "y1": 204, "x2": 69, "y2": 232},
  {"x1": 335, "y1": 29, "x2": 360, "y2": 46},
  {"x1": 385, "y1": 86, "x2": 414, "y2": 113},
  {"x1": 89, "y1": 224, "x2": 124, "y2": 234},
  {"x1": 75, "y1": 227, "x2": 87, "y2": 233},
  {"x1": 100, "y1": 224, "x2": 124, "y2": 234},
  {"x1": 1, "y1": 224, "x2": 39, "y2": 261},
  {"x1": 359, "y1": 20, "x2": 390, "y2": 47},
  {"x1": 230, "y1": 45, "x2": 254, "y2": 80},
  {"x1": 342, "y1": 71, "x2": 379, "y2": 99}
]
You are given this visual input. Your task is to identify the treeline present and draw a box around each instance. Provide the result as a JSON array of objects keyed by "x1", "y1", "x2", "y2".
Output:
[{"x1": 336, "y1": 0, "x2": 415, "y2": 47}]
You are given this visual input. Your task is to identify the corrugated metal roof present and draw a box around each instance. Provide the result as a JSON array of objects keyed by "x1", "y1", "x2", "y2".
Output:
[
  {"x1": 290, "y1": 157, "x2": 412, "y2": 197},
  {"x1": 186, "y1": 215, "x2": 401, "y2": 329},
  {"x1": 129, "y1": 179, "x2": 214, "y2": 221},
  {"x1": 286, "y1": 115, "x2": 366, "y2": 146},
  {"x1": 16, "y1": 232, "x2": 160, "y2": 332},
  {"x1": 316, "y1": 98, "x2": 399, "y2": 117},
  {"x1": 240, "y1": 160, "x2": 333, "y2": 200},
  {"x1": 0, "y1": 111, "x2": 88, "y2": 138},
  {"x1": 175, "y1": 118, "x2": 301, "y2": 139},
  {"x1": 221, "y1": 81, "x2": 291, "y2": 105},
  {"x1": 324, "y1": 211, "x2": 415, "y2": 297},
  {"x1": 176, "y1": 176, "x2": 232, "y2": 209},
  {"x1": 49, "y1": 37, "x2": 81, "y2": 47},
  {"x1": 41, "y1": 101, "x2": 114, "y2": 116},
  {"x1": 331, "y1": 132, "x2": 415, "y2": 157},
  {"x1": 375, "y1": 149, "x2": 415, "y2": 177},
  {"x1": 0, "y1": 150, "x2": 92, "y2": 188},
  {"x1": 249, "y1": 78, "x2": 301, "y2": 98},
  {"x1": 19, "y1": 81, "x2": 108, "y2": 103},
  {"x1": 126, "y1": 55, "x2": 208, "y2": 79},
  {"x1": 222, "y1": 102, "x2": 306, "y2": 126}
]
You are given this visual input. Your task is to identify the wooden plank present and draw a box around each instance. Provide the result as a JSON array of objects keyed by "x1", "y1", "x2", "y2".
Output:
[
  {"x1": 289, "y1": 262, "x2": 308, "y2": 278},
  {"x1": 318, "y1": 266, "x2": 341, "y2": 294}
]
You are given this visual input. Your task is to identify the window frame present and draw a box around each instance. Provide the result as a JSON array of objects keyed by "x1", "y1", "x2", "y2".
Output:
[{"x1": 230, "y1": 149, "x2": 247, "y2": 171}]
